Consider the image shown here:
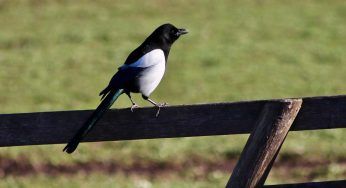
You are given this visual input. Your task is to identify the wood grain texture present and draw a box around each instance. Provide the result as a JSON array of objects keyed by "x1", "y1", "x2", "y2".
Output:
[
  {"x1": 264, "y1": 180, "x2": 346, "y2": 188},
  {"x1": 0, "y1": 95, "x2": 345, "y2": 147},
  {"x1": 226, "y1": 99, "x2": 302, "y2": 188}
]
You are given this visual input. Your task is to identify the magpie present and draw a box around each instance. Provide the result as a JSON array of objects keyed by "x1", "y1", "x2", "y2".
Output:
[{"x1": 63, "y1": 23, "x2": 188, "y2": 154}]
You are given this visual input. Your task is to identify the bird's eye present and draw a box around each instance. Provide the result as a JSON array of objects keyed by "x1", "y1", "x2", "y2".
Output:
[{"x1": 170, "y1": 29, "x2": 178, "y2": 37}]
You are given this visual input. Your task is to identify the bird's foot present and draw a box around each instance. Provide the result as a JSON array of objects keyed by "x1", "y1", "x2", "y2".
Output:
[
  {"x1": 131, "y1": 104, "x2": 140, "y2": 112},
  {"x1": 155, "y1": 102, "x2": 168, "y2": 117}
]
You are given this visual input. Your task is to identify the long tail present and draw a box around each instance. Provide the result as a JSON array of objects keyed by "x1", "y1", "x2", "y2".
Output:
[{"x1": 63, "y1": 89, "x2": 124, "y2": 154}]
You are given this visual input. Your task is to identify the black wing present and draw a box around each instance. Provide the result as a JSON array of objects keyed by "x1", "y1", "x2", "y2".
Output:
[{"x1": 99, "y1": 66, "x2": 145, "y2": 99}]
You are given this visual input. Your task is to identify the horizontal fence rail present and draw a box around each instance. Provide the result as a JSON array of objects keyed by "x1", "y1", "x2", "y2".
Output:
[
  {"x1": 0, "y1": 95, "x2": 346, "y2": 147},
  {"x1": 264, "y1": 180, "x2": 346, "y2": 188}
]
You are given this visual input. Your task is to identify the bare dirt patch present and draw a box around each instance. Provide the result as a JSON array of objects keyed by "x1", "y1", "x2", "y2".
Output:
[{"x1": 1, "y1": 154, "x2": 345, "y2": 181}]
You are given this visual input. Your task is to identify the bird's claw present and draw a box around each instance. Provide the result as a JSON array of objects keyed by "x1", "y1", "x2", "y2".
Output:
[
  {"x1": 155, "y1": 102, "x2": 168, "y2": 117},
  {"x1": 131, "y1": 104, "x2": 140, "y2": 112}
]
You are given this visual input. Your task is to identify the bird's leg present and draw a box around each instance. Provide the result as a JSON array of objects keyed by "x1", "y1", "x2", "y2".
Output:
[
  {"x1": 142, "y1": 95, "x2": 167, "y2": 117},
  {"x1": 126, "y1": 92, "x2": 139, "y2": 112}
]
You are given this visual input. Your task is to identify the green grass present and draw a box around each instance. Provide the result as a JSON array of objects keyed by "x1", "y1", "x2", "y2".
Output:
[{"x1": 0, "y1": 0, "x2": 346, "y2": 187}]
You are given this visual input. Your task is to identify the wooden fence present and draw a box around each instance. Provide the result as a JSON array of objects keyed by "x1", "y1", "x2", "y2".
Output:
[{"x1": 1, "y1": 95, "x2": 346, "y2": 187}]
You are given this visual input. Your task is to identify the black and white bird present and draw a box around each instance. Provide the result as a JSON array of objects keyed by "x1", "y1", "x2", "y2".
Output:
[{"x1": 63, "y1": 23, "x2": 188, "y2": 154}]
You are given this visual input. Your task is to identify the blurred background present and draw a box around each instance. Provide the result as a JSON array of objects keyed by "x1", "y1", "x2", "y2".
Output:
[{"x1": 0, "y1": 0, "x2": 345, "y2": 187}]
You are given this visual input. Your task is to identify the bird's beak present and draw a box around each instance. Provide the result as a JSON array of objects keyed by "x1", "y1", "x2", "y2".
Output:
[{"x1": 177, "y1": 28, "x2": 189, "y2": 36}]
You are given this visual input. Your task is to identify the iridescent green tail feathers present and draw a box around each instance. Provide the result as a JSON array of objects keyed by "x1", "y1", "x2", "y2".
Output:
[{"x1": 63, "y1": 89, "x2": 124, "y2": 154}]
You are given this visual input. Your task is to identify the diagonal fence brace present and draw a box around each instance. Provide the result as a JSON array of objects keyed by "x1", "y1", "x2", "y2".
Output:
[{"x1": 226, "y1": 99, "x2": 302, "y2": 188}]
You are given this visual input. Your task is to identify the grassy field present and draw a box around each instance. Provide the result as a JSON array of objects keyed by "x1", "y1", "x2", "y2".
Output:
[{"x1": 0, "y1": 0, "x2": 346, "y2": 187}]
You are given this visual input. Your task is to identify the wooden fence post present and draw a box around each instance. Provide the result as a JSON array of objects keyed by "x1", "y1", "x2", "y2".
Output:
[{"x1": 226, "y1": 99, "x2": 302, "y2": 188}]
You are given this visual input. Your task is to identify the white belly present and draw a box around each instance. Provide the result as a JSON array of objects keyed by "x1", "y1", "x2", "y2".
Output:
[
  {"x1": 120, "y1": 49, "x2": 166, "y2": 96},
  {"x1": 138, "y1": 62, "x2": 165, "y2": 97}
]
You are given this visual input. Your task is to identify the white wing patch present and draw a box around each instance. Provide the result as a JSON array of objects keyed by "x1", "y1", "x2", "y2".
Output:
[{"x1": 120, "y1": 49, "x2": 165, "y2": 69}]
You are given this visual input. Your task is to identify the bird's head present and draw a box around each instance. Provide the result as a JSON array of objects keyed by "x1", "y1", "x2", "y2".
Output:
[{"x1": 150, "y1": 23, "x2": 188, "y2": 45}]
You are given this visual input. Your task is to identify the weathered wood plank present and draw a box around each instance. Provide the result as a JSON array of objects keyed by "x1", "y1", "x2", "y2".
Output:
[
  {"x1": 0, "y1": 95, "x2": 345, "y2": 147},
  {"x1": 264, "y1": 180, "x2": 346, "y2": 188},
  {"x1": 226, "y1": 99, "x2": 302, "y2": 188}
]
